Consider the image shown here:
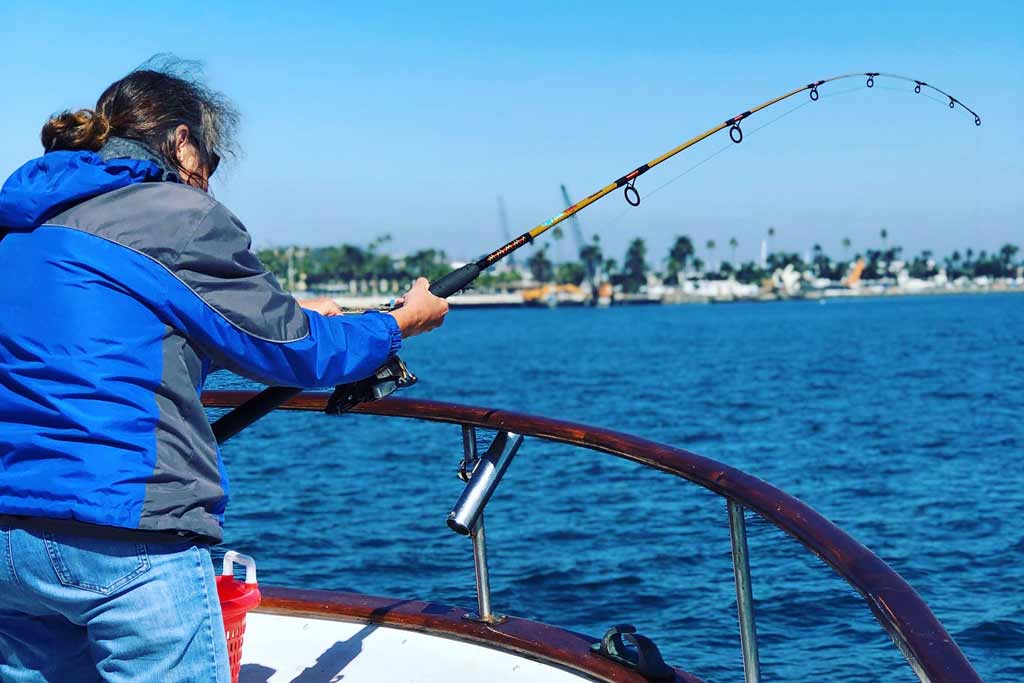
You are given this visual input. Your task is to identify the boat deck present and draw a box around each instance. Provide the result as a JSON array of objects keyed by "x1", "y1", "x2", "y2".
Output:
[
  {"x1": 236, "y1": 586, "x2": 698, "y2": 683},
  {"x1": 240, "y1": 611, "x2": 594, "y2": 682}
]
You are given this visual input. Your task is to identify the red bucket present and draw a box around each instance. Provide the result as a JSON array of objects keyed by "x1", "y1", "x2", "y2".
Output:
[{"x1": 216, "y1": 551, "x2": 261, "y2": 683}]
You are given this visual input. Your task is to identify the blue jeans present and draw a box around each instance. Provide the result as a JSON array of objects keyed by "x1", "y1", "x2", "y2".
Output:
[{"x1": 0, "y1": 526, "x2": 230, "y2": 682}]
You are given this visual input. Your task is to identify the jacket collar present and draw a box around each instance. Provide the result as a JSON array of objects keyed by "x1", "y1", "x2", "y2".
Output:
[{"x1": 99, "y1": 137, "x2": 179, "y2": 182}]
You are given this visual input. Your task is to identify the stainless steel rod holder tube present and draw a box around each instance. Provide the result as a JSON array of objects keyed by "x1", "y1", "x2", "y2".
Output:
[
  {"x1": 447, "y1": 431, "x2": 523, "y2": 535},
  {"x1": 728, "y1": 499, "x2": 762, "y2": 683}
]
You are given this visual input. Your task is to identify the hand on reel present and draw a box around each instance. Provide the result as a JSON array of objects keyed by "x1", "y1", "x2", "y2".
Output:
[{"x1": 325, "y1": 355, "x2": 418, "y2": 415}]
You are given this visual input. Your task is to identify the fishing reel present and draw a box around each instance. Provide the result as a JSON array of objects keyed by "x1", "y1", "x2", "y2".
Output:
[{"x1": 325, "y1": 355, "x2": 418, "y2": 415}]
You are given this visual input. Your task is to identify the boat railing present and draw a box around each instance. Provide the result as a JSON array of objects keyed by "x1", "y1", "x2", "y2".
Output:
[{"x1": 201, "y1": 390, "x2": 980, "y2": 683}]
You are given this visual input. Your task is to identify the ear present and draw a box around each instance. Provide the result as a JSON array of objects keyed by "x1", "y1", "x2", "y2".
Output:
[{"x1": 174, "y1": 124, "x2": 191, "y2": 151}]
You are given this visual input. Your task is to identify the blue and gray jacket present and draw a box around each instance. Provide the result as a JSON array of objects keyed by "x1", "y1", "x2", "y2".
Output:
[{"x1": 0, "y1": 139, "x2": 402, "y2": 543}]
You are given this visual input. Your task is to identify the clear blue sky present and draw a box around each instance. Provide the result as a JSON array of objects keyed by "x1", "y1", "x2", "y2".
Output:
[{"x1": 1, "y1": 1, "x2": 1020, "y2": 265}]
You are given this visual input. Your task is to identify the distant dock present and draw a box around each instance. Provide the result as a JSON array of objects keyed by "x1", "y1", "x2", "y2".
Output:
[{"x1": 306, "y1": 278, "x2": 1023, "y2": 311}]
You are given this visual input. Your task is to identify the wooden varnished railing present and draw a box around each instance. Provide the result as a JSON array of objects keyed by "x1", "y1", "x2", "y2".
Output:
[{"x1": 202, "y1": 390, "x2": 980, "y2": 683}]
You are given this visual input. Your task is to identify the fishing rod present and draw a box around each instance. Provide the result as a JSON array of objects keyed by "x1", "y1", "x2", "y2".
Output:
[{"x1": 211, "y1": 71, "x2": 980, "y2": 444}]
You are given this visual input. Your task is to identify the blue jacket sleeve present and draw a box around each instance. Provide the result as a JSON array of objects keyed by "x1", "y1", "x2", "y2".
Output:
[{"x1": 162, "y1": 202, "x2": 402, "y2": 388}]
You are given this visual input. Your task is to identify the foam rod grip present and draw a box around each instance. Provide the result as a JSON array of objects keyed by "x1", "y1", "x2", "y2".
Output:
[{"x1": 429, "y1": 262, "x2": 481, "y2": 298}]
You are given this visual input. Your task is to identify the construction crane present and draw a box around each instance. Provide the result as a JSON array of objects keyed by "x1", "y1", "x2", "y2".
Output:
[
  {"x1": 559, "y1": 185, "x2": 587, "y2": 257},
  {"x1": 496, "y1": 196, "x2": 516, "y2": 270},
  {"x1": 560, "y1": 184, "x2": 602, "y2": 300}
]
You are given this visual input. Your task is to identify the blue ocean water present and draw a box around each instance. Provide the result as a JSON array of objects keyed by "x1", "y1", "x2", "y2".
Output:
[{"x1": 209, "y1": 293, "x2": 1023, "y2": 682}]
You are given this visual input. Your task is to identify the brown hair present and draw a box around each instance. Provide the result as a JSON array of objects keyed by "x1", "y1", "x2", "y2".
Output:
[{"x1": 41, "y1": 55, "x2": 239, "y2": 187}]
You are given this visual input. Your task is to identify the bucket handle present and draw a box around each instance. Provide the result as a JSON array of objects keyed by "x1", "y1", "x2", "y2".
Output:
[{"x1": 222, "y1": 550, "x2": 258, "y2": 585}]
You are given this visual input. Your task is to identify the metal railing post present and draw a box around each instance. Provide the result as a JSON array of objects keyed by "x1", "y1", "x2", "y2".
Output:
[
  {"x1": 469, "y1": 515, "x2": 497, "y2": 621},
  {"x1": 463, "y1": 421, "x2": 496, "y2": 621},
  {"x1": 728, "y1": 499, "x2": 762, "y2": 683},
  {"x1": 451, "y1": 425, "x2": 512, "y2": 624},
  {"x1": 461, "y1": 425, "x2": 477, "y2": 465}
]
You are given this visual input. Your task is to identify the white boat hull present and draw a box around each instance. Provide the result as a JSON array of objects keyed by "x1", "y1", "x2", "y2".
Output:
[{"x1": 240, "y1": 611, "x2": 597, "y2": 682}]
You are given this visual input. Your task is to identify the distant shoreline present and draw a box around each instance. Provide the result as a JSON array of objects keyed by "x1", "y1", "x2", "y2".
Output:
[
  {"x1": 301, "y1": 283, "x2": 1023, "y2": 310},
  {"x1": 713, "y1": 284, "x2": 1024, "y2": 305}
]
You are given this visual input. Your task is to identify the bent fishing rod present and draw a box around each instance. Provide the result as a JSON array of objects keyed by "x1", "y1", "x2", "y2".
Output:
[{"x1": 212, "y1": 71, "x2": 980, "y2": 444}]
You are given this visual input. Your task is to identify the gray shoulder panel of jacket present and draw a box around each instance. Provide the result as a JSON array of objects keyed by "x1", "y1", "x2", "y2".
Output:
[
  {"x1": 48, "y1": 182, "x2": 309, "y2": 343},
  {"x1": 177, "y1": 199, "x2": 309, "y2": 342}
]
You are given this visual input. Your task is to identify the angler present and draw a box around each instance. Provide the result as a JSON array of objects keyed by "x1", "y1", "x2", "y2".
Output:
[
  {"x1": 217, "y1": 71, "x2": 981, "y2": 439},
  {"x1": 0, "y1": 58, "x2": 448, "y2": 682}
]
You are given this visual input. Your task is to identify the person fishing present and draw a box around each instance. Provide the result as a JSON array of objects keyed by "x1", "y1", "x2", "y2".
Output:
[{"x1": 0, "y1": 57, "x2": 448, "y2": 682}]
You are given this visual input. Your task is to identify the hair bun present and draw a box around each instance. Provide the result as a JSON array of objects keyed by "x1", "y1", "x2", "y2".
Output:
[{"x1": 41, "y1": 109, "x2": 111, "y2": 152}]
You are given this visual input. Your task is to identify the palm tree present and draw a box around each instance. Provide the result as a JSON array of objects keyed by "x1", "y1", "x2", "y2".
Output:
[
  {"x1": 550, "y1": 225, "x2": 565, "y2": 263},
  {"x1": 963, "y1": 248, "x2": 975, "y2": 277},
  {"x1": 527, "y1": 245, "x2": 554, "y2": 283},
  {"x1": 999, "y1": 243, "x2": 1020, "y2": 267},
  {"x1": 578, "y1": 240, "x2": 604, "y2": 301},
  {"x1": 705, "y1": 239, "x2": 717, "y2": 273},
  {"x1": 729, "y1": 237, "x2": 738, "y2": 265},
  {"x1": 841, "y1": 237, "x2": 851, "y2": 261},
  {"x1": 945, "y1": 251, "x2": 961, "y2": 278},
  {"x1": 880, "y1": 228, "x2": 888, "y2": 250},
  {"x1": 603, "y1": 258, "x2": 618, "y2": 281},
  {"x1": 666, "y1": 235, "x2": 695, "y2": 284},
  {"x1": 622, "y1": 238, "x2": 648, "y2": 293}
]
